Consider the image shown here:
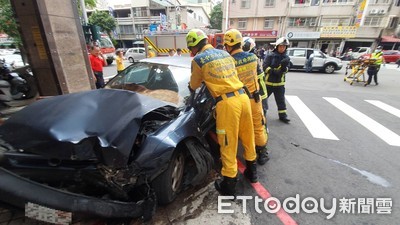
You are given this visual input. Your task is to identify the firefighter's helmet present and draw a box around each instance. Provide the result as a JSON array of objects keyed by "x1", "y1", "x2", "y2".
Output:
[
  {"x1": 224, "y1": 29, "x2": 243, "y2": 47},
  {"x1": 242, "y1": 37, "x2": 256, "y2": 52},
  {"x1": 186, "y1": 29, "x2": 208, "y2": 47},
  {"x1": 272, "y1": 37, "x2": 290, "y2": 46}
]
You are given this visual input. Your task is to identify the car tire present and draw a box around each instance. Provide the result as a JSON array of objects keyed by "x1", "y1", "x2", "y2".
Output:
[
  {"x1": 324, "y1": 64, "x2": 336, "y2": 74},
  {"x1": 152, "y1": 149, "x2": 185, "y2": 205},
  {"x1": 129, "y1": 57, "x2": 134, "y2": 63}
]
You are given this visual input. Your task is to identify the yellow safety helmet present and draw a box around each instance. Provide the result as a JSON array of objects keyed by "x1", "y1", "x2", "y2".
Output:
[
  {"x1": 148, "y1": 46, "x2": 153, "y2": 50},
  {"x1": 224, "y1": 29, "x2": 243, "y2": 47},
  {"x1": 186, "y1": 29, "x2": 208, "y2": 47}
]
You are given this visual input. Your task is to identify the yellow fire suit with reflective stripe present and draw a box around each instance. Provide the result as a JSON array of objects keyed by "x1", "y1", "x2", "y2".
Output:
[
  {"x1": 190, "y1": 44, "x2": 256, "y2": 178},
  {"x1": 231, "y1": 49, "x2": 268, "y2": 148}
]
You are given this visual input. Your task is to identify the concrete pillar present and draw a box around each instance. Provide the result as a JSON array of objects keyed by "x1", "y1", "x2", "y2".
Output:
[{"x1": 11, "y1": 0, "x2": 95, "y2": 96}]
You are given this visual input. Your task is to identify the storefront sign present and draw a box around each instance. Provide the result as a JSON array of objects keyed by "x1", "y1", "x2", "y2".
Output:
[
  {"x1": 286, "y1": 32, "x2": 320, "y2": 40},
  {"x1": 320, "y1": 26, "x2": 357, "y2": 38},
  {"x1": 241, "y1": 30, "x2": 277, "y2": 38},
  {"x1": 355, "y1": 0, "x2": 367, "y2": 27}
]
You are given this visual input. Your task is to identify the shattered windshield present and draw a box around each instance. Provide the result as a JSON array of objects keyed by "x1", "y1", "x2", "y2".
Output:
[{"x1": 105, "y1": 62, "x2": 191, "y2": 107}]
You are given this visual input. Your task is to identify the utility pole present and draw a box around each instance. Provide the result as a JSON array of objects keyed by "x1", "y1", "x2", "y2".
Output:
[{"x1": 80, "y1": 0, "x2": 88, "y2": 24}]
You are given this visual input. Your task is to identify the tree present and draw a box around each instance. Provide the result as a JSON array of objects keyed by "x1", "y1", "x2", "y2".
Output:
[
  {"x1": 209, "y1": 2, "x2": 222, "y2": 31},
  {"x1": 88, "y1": 11, "x2": 116, "y2": 39},
  {"x1": 0, "y1": 0, "x2": 21, "y2": 46}
]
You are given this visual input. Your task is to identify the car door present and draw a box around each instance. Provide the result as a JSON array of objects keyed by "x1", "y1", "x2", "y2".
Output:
[
  {"x1": 312, "y1": 50, "x2": 325, "y2": 68},
  {"x1": 289, "y1": 49, "x2": 307, "y2": 68}
]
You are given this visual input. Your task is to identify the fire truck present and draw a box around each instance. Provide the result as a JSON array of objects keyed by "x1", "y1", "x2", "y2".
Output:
[
  {"x1": 143, "y1": 30, "x2": 223, "y2": 57},
  {"x1": 83, "y1": 25, "x2": 116, "y2": 65}
]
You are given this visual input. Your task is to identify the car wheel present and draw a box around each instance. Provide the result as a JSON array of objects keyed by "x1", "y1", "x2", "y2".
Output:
[
  {"x1": 324, "y1": 64, "x2": 335, "y2": 74},
  {"x1": 129, "y1": 57, "x2": 134, "y2": 63},
  {"x1": 153, "y1": 150, "x2": 185, "y2": 205}
]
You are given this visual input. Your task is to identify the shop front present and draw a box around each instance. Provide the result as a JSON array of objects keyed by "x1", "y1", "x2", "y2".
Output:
[
  {"x1": 240, "y1": 30, "x2": 278, "y2": 48},
  {"x1": 285, "y1": 31, "x2": 320, "y2": 49}
]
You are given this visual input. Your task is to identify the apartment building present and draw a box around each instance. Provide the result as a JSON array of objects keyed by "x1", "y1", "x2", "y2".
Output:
[
  {"x1": 222, "y1": 0, "x2": 400, "y2": 54},
  {"x1": 88, "y1": 0, "x2": 211, "y2": 48}
]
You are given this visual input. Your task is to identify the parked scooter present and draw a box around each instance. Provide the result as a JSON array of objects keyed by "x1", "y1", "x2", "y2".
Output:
[{"x1": 0, "y1": 59, "x2": 37, "y2": 107}]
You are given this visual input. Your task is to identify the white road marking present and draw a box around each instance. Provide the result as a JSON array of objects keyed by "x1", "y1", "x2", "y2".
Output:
[
  {"x1": 324, "y1": 97, "x2": 400, "y2": 147},
  {"x1": 286, "y1": 95, "x2": 339, "y2": 140},
  {"x1": 365, "y1": 100, "x2": 400, "y2": 118}
]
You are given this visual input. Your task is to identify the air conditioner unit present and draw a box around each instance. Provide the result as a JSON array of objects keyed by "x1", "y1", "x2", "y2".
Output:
[
  {"x1": 369, "y1": 9, "x2": 378, "y2": 15},
  {"x1": 378, "y1": 9, "x2": 386, "y2": 15},
  {"x1": 309, "y1": 22, "x2": 316, "y2": 26}
]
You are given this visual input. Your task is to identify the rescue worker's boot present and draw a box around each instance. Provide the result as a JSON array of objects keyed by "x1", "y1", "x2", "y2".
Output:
[
  {"x1": 214, "y1": 176, "x2": 237, "y2": 196},
  {"x1": 279, "y1": 113, "x2": 290, "y2": 123},
  {"x1": 256, "y1": 145, "x2": 270, "y2": 165},
  {"x1": 243, "y1": 160, "x2": 258, "y2": 183}
]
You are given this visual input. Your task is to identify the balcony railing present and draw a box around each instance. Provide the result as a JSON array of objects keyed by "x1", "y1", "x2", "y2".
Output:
[{"x1": 115, "y1": 16, "x2": 161, "y2": 25}]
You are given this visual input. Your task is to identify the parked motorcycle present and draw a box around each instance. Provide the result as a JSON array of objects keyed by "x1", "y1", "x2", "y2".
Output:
[{"x1": 0, "y1": 59, "x2": 37, "y2": 107}]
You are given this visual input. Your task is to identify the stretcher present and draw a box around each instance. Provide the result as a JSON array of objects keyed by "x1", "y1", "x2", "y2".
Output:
[{"x1": 344, "y1": 58, "x2": 376, "y2": 86}]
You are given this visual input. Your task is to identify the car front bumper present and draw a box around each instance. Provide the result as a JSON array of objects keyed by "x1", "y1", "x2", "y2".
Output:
[{"x1": 0, "y1": 167, "x2": 155, "y2": 220}]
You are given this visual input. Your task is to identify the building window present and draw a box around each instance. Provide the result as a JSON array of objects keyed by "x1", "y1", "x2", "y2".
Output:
[
  {"x1": 322, "y1": 0, "x2": 354, "y2": 4},
  {"x1": 321, "y1": 18, "x2": 351, "y2": 26},
  {"x1": 294, "y1": 0, "x2": 309, "y2": 4},
  {"x1": 230, "y1": 19, "x2": 235, "y2": 26},
  {"x1": 288, "y1": 17, "x2": 317, "y2": 27},
  {"x1": 265, "y1": 0, "x2": 275, "y2": 6},
  {"x1": 135, "y1": 24, "x2": 148, "y2": 34},
  {"x1": 238, "y1": 19, "x2": 247, "y2": 29},
  {"x1": 133, "y1": 7, "x2": 147, "y2": 17},
  {"x1": 388, "y1": 17, "x2": 399, "y2": 28},
  {"x1": 369, "y1": 0, "x2": 390, "y2": 4},
  {"x1": 119, "y1": 25, "x2": 134, "y2": 34},
  {"x1": 241, "y1": 0, "x2": 250, "y2": 8},
  {"x1": 264, "y1": 18, "x2": 274, "y2": 29},
  {"x1": 363, "y1": 17, "x2": 383, "y2": 26},
  {"x1": 193, "y1": 13, "x2": 197, "y2": 19}
]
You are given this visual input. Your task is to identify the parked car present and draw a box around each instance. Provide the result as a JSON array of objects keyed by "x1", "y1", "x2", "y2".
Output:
[
  {"x1": 287, "y1": 48, "x2": 343, "y2": 73},
  {"x1": 361, "y1": 50, "x2": 400, "y2": 63},
  {"x1": 349, "y1": 47, "x2": 371, "y2": 60},
  {"x1": 125, "y1": 47, "x2": 146, "y2": 63},
  {"x1": 0, "y1": 57, "x2": 218, "y2": 223}
]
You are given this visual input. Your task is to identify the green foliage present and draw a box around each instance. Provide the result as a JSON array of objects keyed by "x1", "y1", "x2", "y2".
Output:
[
  {"x1": 210, "y1": 2, "x2": 222, "y2": 31},
  {"x1": 88, "y1": 11, "x2": 116, "y2": 39},
  {"x1": 84, "y1": 0, "x2": 97, "y2": 9},
  {"x1": 0, "y1": 0, "x2": 21, "y2": 46}
]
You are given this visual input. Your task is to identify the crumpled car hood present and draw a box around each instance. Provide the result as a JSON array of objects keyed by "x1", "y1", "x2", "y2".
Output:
[{"x1": 0, "y1": 89, "x2": 170, "y2": 167}]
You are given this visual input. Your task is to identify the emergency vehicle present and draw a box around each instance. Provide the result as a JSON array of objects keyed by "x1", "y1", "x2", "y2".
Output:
[
  {"x1": 143, "y1": 30, "x2": 223, "y2": 57},
  {"x1": 83, "y1": 25, "x2": 116, "y2": 65}
]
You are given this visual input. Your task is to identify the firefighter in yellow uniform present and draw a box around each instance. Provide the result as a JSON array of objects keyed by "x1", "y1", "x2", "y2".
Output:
[
  {"x1": 147, "y1": 46, "x2": 156, "y2": 58},
  {"x1": 242, "y1": 36, "x2": 270, "y2": 165},
  {"x1": 365, "y1": 45, "x2": 384, "y2": 86},
  {"x1": 223, "y1": 30, "x2": 269, "y2": 167},
  {"x1": 187, "y1": 29, "x2": 257, "y2": 196}
]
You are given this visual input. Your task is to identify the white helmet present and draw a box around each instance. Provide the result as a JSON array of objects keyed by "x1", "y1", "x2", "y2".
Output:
[
  {"x1": 272, "y1": 37, "x2": 290, "y2": 46},
  {"x1": 242, "y1": 37, "x2": 256, "y2": 52}
]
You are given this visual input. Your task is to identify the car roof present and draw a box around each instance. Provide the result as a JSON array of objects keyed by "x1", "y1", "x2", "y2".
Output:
[{"x1": 140, "y1": 56, "x2": 192, "y2": 68}]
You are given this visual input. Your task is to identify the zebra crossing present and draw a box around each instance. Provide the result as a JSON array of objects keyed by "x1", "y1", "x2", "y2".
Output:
[{"x1": 285, "y1": 95, "x2": 400, "y2": 147}]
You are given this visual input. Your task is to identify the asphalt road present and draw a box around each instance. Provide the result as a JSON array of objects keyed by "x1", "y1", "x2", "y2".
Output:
[
  {"x1": 102, "y1": 60, "x2": 400, "y2": 224},
  {"x1": 1, "y1": 60, "x2": 400, "y2": 225}
]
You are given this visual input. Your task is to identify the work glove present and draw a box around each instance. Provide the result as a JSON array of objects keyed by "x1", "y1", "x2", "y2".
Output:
[
  {"x1": 280, "y1": 58, "x2": 290, "y2": 68},
  {"x1": 188, "y1": 83, "x2": 195, "y2": 93}
]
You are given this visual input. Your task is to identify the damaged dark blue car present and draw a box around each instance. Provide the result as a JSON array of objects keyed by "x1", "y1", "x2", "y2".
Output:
[{"x1": 0, "y1": 57, "x2": 218, "y2": 223}]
